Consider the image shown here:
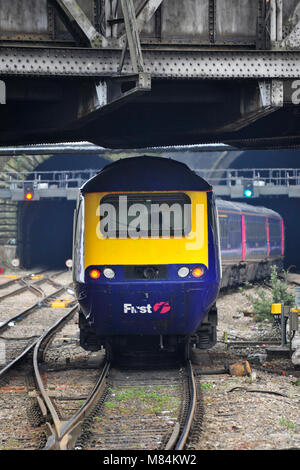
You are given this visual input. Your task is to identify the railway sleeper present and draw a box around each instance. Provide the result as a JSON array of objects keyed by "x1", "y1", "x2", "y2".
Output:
[{"x1": 26, "y1": 398, "x2": 46, "y2": 428}]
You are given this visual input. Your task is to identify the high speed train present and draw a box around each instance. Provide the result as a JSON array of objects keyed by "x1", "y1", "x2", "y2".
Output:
[{"x1": 72, "y1": 156, "x2": 284, "y2": 359}]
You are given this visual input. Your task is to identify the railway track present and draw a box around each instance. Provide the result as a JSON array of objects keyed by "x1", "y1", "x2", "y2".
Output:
[
  {"x1": 32, "y1": 338, "x2": 201, "y2": 450},
  {"x1": 0, "y1": 270, "x2": 67, "y2": 300},
  {"x1": 0, "y1": 275, "x2": 284, "y2": 450},
  {"x1": 1, "y1": 272, "x2": 297, "y2": 451},
  {"x1": 0, "y1": 275, "x2": 61, "y2": 303},
  {"x1": 0, "y1": 274, "x2": 202, "y2": 451},
  {"x1": 0, "y1": 273, "x2": 76, "y2": 379},
  {"x1": 0, "y1": 270, "x2": 47, "y2": 289}
]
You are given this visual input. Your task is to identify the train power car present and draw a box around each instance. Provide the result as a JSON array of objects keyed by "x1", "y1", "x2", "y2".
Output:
[
  {"x1": 73, "y1": 156, "x2": 221, "y2": 358},
  {"x1": 216, "y1": 199, "x2": 284, "y2": 289}
]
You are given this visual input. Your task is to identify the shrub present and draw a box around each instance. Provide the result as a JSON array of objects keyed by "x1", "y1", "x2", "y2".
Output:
[
  {"x1": 240, "y1": 265, "x2": 295, "y2": 322},
  {"x1": 269, "y1": 265, "x2": 295, "y2": 306}
]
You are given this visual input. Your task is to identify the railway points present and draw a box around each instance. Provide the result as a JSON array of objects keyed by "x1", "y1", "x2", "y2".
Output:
[{"x1": 0, "y1": 273, "x2": 76, "y2": 379}]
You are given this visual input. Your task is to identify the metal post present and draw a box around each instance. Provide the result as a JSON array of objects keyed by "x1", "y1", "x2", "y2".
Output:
[
  {"x1": 288, "y1": 310, "x2": 292, "y2": 354},
  {"x1": 280, "y1": 301, "x2": 286, "y2": 346}
]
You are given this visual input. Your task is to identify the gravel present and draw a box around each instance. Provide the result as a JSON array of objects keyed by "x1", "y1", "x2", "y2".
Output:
[{"x1": 194, "y1": 282, "x2": 300, "y2": 450}]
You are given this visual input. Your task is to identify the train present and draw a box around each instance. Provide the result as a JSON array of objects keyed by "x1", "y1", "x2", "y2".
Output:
[
  {"x1": 217, "y1": 199, "x2": 284, "y2": 289},
  {"x1": 72, "y1": 156, "x2": 284, "y2": 359}
]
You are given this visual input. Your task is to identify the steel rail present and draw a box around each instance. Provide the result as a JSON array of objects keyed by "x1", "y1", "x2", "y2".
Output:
[
  {"x1": 174, "y1": 360, "x2": 197, "y2": 450},
  {"x1": 0, "y1": 270, "x2": 69, "y2": 303},
  {"x1": 0, "y1": 285, "x2": 68, "y2": 334},
  {"x1": 0, "y1": 336, "x2": 40, "y2": 379},
  {"x1": 33, "y1": 318, "x2": 110, "y2": 451},
  {"x1": 0, "y1": 284, "x2": 75, "y2": 378},
  {"x1": 32, "y1": 305, "x2": 80, "y2": 450},
  {"x1": 35, "y1": 356, "x2": 195, "y2": 450},
  {"x1": 0, "y1": 276, "x2": 53, "y2": 302},
  {"x1": 45, "y1": 360, "x2": 110, "y2": 450},
  {"x1": 0, "y1": 269, "x2": 47, "y2": 290},
  {"x1": 0, "y1": 270, "x2": 66, "y2": 297}
]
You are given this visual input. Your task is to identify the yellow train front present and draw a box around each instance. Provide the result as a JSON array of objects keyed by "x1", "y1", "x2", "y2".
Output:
[{"x1": 73, "y1": 156, "x2": 221, "y2": 358}]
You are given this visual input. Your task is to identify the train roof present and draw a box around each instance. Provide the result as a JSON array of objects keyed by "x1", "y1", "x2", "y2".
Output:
[
  {"x1": 216, "y1": 198, "x2": 282, "y2": 219},
  {"x1": 81, "y1": 156, "x2": 212, "y2": 193}
]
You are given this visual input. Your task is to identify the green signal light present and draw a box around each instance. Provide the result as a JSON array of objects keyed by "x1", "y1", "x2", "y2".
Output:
[{"x1": 244, "y1": 189, "x2": 253, "y2": 198}]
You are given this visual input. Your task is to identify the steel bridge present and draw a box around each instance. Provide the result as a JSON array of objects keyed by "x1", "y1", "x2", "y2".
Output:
[
  {"x1": 2, "y1": 167, "x2": 300, "y2": 200},
  {"x1": 1, "y1": 1, "x2": 300, "y2": 149}
]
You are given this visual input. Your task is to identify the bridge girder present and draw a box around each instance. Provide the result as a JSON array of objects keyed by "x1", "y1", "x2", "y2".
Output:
[{"x1": 1, "y1": 0, "x2": 300, "y2": 149}]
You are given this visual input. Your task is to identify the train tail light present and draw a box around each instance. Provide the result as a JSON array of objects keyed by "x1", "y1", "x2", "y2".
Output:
[
  {"x1": 192, "y1": 267, "x2": 204, "y2": 278},
  {"x1": 89, "y1": 269, "x2": 101, "y2": 279}
]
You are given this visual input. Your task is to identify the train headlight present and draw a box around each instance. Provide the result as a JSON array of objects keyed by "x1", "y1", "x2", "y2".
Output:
[
  {"x1": 103, "y1": 268, "x2": 115, "y2": 279},
  {"x1": 89, "y1": 269, "x2": 101, "y2": 279},
  {"x1": 192, "y1": 267, "x2": 205, "y2": 278},
  {"x1": 178, "y1": 267, "x2": 189, "y2": 278}
]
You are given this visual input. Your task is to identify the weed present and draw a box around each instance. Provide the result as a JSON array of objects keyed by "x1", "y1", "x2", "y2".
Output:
[
  {"x1": 201, "y1": 383, "x2": 212, "y2": 390},
  {"x1": 239, "y1": 265, "x2": 295, "y2": 322},
  {"x1": 106, "y1": 385, "x2": 180, "y2": 415},
  {"x1": 93, "y1": 416, "x2": 102, "y2": 422},
  {"x1": 279, "y1": 418, "x2": 295, "y2": 430},
  {"x1": 105, "y1": 401, "x2": 117, "y2": 408}
]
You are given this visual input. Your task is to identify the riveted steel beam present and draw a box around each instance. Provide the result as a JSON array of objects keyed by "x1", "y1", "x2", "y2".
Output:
[{"x1": 0, "y1": 47, "x2": 300, "y2": 79}]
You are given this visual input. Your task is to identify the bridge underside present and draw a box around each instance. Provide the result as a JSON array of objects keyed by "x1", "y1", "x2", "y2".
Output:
[
  {"x1": 1, "y1": 0, "x2": 300, "y2": 149},
  {"x1": 1, "y1": 76, "x2": 300, "y2": 149}
]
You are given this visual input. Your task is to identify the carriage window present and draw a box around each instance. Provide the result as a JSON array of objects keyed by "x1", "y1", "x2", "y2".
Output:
[
  {"x1": 99, "y1": 193, "x2": 192, "y2": 238},
  {"x1": 269, "y1": 219, "x2": 281, "y2": 239},
  {"x1": 229, "y1": 218, "x2": 240, "y2": 232},
  {"x1": 246, "y1": 217, "x2": 266, "y2": 240},
  {"x1": 218, "y1": 216, "x2": 228, "y2": 239}
]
